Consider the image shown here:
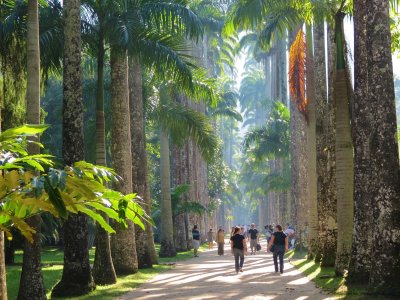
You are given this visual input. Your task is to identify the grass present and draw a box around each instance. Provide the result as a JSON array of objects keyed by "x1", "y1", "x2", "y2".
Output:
[
  {"x1": 6, "y1": 244, "x2": 204, "y2": 300},
  {"x1": 289, "y1": 251, "x2": 396, "y2": 300}
]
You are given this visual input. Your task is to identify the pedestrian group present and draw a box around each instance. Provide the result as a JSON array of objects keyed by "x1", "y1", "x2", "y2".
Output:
[{"x1": 192, "y1": 223, "x2": 294, "y2": 274}]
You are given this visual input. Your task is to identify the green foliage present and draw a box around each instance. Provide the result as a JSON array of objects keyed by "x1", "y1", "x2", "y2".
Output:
[
  {"x1": 153, "y1": 92, "x2": 219, "y2": 162},
  {"x1": 243, "y1": 102, "x2": 290, "y2": 159},
  {"x1": 240, "y1": 102, "x2": 291, "y2": 205},
  {"x1": 0, "y1": 125, "x2": 150, "y2": 242}
]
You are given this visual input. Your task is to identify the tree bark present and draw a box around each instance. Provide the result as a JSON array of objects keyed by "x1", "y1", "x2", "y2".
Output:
[
  {"x1": 18, "y1": 0, "x2": 46, "y2": 299},
  {"x1": 305, "y1": 24, "x2": 319, "y2": 259},
  {"x1": 92, "y1": 26, "x2": 118, "y2": 286},
  {"x1": 159, "y1": 127, "x2": 177, "y2": 257},
  {"x1": 348, "y1": 0, "x2": 373, "y2": 284},
  {"x1": 289, "y1": 29, "x2": 308, "y2": 251},
  {"x1": 52, "y1": 0, "x2": 95, "y2": 296},
  {"x1": 314, "y1": 23, "x2": 337, "y2": 267},
  {"x1": 333, "y1": 13, "x2": 354, "y2": 276},
  {"x1": 364, "y1": 0, "x2": 400, "y2": 294},
  {"x1": 129, "y1": 56, "x2": 158, "y2": 267},
  {"x1": 110, "y1": 49, "x2": 138, "y2": 274}
]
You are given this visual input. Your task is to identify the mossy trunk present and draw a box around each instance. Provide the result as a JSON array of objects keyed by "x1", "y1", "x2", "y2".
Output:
[
  {"x1": 52, "y1": 0, "x2": 95, "y2": 296},
  {"x1": 18, "y1": 1, "x2": 46, "y2": 299},
  {"x1": 348, "y1": 0, "x2": 373, "y2": 284},
  {"x1": 129, "y1": 57, "x2": 158, "y2": 267},
  {"x1": 110, "y1": 49, "x2": 138, "y2": 274},
  {"x1": 364, "y1": 0, "x2": 400, "y2": 294}
]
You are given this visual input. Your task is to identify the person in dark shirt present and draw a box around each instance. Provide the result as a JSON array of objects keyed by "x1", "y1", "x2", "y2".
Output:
[
  {"x1": 230, "y1": 226, "x2": 247, "y2": 274},
  {"x1": 247, "y1": 223, "x2": 259, "y2": 255},
  {"x1": 192, "y1": 225, "x2": 200, "y2": 257},
  {"x1": 267, "y1": 224, "x2": 288, "y2": 274}
]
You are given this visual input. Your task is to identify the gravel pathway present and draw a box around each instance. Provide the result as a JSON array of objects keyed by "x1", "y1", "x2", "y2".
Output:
[{"x1": 117, "y1": 241, "x2": 334, "y2": 300}]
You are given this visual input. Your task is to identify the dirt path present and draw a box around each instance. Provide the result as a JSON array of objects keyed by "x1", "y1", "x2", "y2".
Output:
[{"x1": 118, "y1": 241, "x2": 334, "y2": 300}]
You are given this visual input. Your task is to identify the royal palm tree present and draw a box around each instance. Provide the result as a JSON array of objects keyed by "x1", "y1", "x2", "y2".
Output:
[
  {"x1": 17, "y1": 0, "x2": 46, "y2": 299},
  {"x1": 350, "y1": 0, "x2": 400, "y2": 292},
  {"x1": 155, "y1": 82, "x2": 219, "y2": 257},
  {"x1": 81, "y1": 0, "x2": 204, "y2": 275},
  {"x1": 52, "y1": 0, "x2": 96, "y2": 296}
]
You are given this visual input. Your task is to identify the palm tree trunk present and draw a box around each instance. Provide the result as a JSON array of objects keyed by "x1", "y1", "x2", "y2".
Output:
[
  {"x1": 289, "y1": 28, "x2": 308, "y2": 251},
  {"x1": 333, "y1": 13, "x2": 354, "y2": 276},
  {"x1": 129, "y1": 56, "x2": 158, "y2": 267},
  {"x1": 109, "y1": 48, "x2": 138, "y2": 274},
  {"x1": 159, "y1": 125, "x2": 177, "y2": 257},
  {"x1": 347, "y1": 0, "x2": 373, "y2": 284},
  {"x1": 17, "y1": 1, "x2": 46, "y2": 299},
  {"x1": 305, "y1": 24, "x2": 318, "y2": 259},
  {"x1": 363, "y1": 0, "x2": 400, "y2": 293},
  {"x1": 314, "y1": 22, "x2": 337, "y2": 267},
  {"x1": 52, "y1": 0, "x2": 95, "y2": 296},
  {"x1": 92, "y1": 34, "x2": 117, "y2": 285}
]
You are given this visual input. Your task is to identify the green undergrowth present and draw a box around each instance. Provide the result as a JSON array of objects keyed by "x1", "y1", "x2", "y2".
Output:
[
  {"x1": 289, "y1": 251, "x2": 395, "y2": 300},
  {"x1": 6, "y1": 244, "x2": 203, "y2": 300}
]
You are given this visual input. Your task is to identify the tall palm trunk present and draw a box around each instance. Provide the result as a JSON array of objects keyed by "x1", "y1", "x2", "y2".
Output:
[
  {"x1": 18, "y1": 1, "x2": 46, "y2": 299},
  {"x1": 110, "y1": 49, "x2": 138, "y2": 274},
  {"x1": 92, "y1": 33, "x2": 117, "y2": 285},
  {"x1": 363, "y1": 0, "x2": 400, "y2": 293},
  {"x1": 334, "y1": 13, "x2": 354, "y2": 276},
  {"x1": 52, "y1": 0, "x2": 95, "y2": 296},
  {"x1": 314, "y1": 23, "x2": 337, "y2": 267},
  {"x1": 129, "y1": 57, "x2": 158, "y2": 267},
  {"x1": 348, "y1": 0, "x2": 372, "y2": 283},
  {"x1": 305, "y1": 24, "x2": 318, "y2": 259},
  {"x1": 289, "y1": 29, "x2": 308, "y2": 250},
  {"x1": 159, "y1": 123, "x2": 177, "y2": 257}
]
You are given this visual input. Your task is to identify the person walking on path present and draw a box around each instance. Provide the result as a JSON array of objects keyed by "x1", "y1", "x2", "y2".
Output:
[
  {"x1": 230, "y1": 226, "x2": 247, "y2": 274},
  {"x1": 248, "y1": 223, "x2": 259, "y2": 255},
  {"x1": 217, "y1": 227, "x2": 225, "y2": 255},
  {"x1": 265, "y1": 225, "x2": 273, "y2": 244},
  {"x1": 207, "y1": 228, "x2": 214, "y2": 249},
  {"x1": 267, "y1": 224, "x2": 288, "y2": 274},
  {"x1": 192, "y1": 225, "x2": 201, "y2": 257},
  {"x1": 284, "y1": 224, "x2": 295, "y2": 250}
]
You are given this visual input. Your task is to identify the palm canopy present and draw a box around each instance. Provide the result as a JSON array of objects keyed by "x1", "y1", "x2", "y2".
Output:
[
  {"x1": 242, "y1": 102, "x2": 290, "y2": 160},
  {"x1": 81, "y1": 0, "x2": 205, "y2": 92},
  {"x1": 0, "y1": 0, "x2": 64, "y2": 78},
  {"x1": 152, "y1": 86, "x2": 219, "y2": 163}
]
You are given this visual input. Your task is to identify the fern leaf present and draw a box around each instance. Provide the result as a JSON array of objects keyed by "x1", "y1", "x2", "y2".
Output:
[{"x1": 289, "y1": 29, "x2": 307, "y2": 119}]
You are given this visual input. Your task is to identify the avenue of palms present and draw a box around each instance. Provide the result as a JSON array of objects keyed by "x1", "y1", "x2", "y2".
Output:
[{"x1": 0, "y1": 0, "x2": 399, "y2": 299}]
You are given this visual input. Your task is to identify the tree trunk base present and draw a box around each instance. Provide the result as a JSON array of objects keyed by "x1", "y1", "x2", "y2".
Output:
[
  {"x1": 17, "y1": 215, "x2": 46, "y2": 300},
  {"x1": 93, "y1": 223, "x2": 117, "y2": 285},
  {"x1": 346, "y1": 271, "x2": 370, "y2": 285},
  {"x1": 52, "y1": 280, "x2": 95, "y2": 298},
  {"x1": 159, "y1": 240, "x2": 176, "y2": 258}
]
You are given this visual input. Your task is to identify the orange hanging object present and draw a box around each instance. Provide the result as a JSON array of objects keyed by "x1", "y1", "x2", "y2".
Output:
[{"x1": 289, "y1": 29, "x2": 307, "y2": 119}]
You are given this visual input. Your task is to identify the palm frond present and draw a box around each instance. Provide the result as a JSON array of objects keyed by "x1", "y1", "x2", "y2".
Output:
[
  {"x1": 289, "y1": 29, "x2": 307, "y2": 119},
  {"x1": 154, "y1": 101, "x2": 219, "y2": 162}
]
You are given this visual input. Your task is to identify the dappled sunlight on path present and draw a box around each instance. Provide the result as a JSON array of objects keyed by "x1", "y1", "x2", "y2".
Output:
[{"x1": 117, "y1": 241, "x2": 334, "y2": 300}]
